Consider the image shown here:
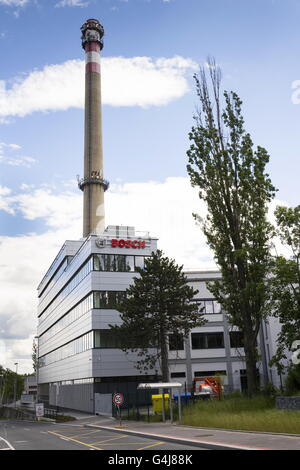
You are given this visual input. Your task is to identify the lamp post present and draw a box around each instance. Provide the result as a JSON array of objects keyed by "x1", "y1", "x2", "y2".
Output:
[
  {"x1": 0, "y1": 374, "x2": 3, "y2": 405},
  {"x1": 14, "y1": 362, "x2": 18, "y2": 408},
  {"x1": 34, "y1": 336, "x2": 39, "y2": 405}
]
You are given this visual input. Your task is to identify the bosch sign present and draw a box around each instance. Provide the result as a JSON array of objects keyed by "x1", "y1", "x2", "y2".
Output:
[{"x1": 111, "y1": 239, "x2": 146, "y2": 249}]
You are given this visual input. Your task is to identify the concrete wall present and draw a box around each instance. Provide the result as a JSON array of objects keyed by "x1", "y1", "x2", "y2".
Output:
[
  {"x1": 49, "y1": 383, "x2": 94, "y2": 413},
  {"x1": 276, "y1": 396, "x2": 300, "y2": 410}
]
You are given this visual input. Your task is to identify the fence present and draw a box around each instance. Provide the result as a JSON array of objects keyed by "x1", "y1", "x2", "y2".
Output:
[{"x1": 110, "y1": 389, "x2": 194, "y2": 422}]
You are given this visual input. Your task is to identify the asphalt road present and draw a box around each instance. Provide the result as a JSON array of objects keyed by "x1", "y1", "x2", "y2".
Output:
[{"x1": 0, "y1": 420, "x2": 206, "y2": 451}]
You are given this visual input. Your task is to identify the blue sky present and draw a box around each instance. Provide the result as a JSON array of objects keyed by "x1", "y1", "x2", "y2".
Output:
[{"x1": 0, "y1": 0, "x2": 300, "y2": 372}]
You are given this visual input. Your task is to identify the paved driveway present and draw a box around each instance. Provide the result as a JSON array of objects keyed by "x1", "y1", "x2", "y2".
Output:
[{"x1": 0, "y1": 420, "x2": 204, "y2": 451}]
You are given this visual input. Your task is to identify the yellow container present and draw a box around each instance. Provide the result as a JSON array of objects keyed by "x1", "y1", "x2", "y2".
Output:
[{"x1": 151, "y1": 394, "x2": 169, "y2": 413}]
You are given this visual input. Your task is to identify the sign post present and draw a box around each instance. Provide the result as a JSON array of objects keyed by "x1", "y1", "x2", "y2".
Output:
[
  {"x1": 113, "y1": 392, "x2": 124, "y2": 427},
  {"x1": 35, "y1": 403, "x2": 44, "y2": 420}
]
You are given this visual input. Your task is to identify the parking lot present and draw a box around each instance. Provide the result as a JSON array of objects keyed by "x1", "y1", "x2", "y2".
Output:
[{"x1": 47, "y1": 424, "x2": 202, "y2": 450}]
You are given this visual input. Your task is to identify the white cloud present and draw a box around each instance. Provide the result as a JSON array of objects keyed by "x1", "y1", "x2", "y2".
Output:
[
  {"x1": 0, "y1": 185, "x2": 14, "y2": 214},
  {"x1": 0, "y1": 0, "x2": 28, "y2": 5},
  {"x1": 0, "y1": 142, "x2": 37, "y2": 167},
  {"x1": 0, "y1": 55, "x2": 197, "y2": 118},
  {"x1": 55, "y1": 0, "x2": 89, "y2": 7}
]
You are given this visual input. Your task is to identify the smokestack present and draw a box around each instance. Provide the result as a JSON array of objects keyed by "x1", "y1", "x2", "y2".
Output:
[{"x1": 78, "y1": 19, "x2": 109, "y2": 237}]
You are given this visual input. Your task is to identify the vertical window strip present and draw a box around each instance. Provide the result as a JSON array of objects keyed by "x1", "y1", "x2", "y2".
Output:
[
  {"x1": 39, "y1": 293, "x2": 93, "y2": 346},
  {"x1": 39, "y1": 331, "x2": 94, "y2": 368},
  {"x1": 39, "y1": 257, "x2": 94, "y2": 325}
]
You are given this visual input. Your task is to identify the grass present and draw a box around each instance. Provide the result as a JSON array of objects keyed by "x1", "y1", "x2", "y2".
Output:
[
  {"x1": 181, "y1": 394, "x2": 300, "y2": 434},
  {"x1": 53, "y1": 415, "x2": 77, "y2": 423}
]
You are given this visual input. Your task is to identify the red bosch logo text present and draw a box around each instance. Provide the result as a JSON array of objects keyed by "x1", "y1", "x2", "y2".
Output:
[{"x1": 111, "y1": 239, "x2": 146, "y2": 249}]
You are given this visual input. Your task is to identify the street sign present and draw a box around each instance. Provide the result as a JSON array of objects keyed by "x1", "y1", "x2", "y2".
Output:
[
  {"x1": 112, "y1": 393, "x2": 124, "y2": 427},
  {"x1": 35, "y1": 403, "x2": 44, "y2": 417},
  {"x1": 113, "y1": 392, "x2": 124, "y2": 407}
]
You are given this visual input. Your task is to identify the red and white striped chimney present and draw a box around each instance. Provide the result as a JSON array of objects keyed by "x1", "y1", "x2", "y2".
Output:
[{"x1": 78, "y1": 19, "x2": 109, "y2": 238}]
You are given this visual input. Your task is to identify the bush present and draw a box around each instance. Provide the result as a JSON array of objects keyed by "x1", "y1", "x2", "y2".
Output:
[
  {"x1": 284, "y1": 363, "x2": 300, "y2": 396},
  {"x1": 260, "y1": 382, "x2": 280, "y2": 398}
]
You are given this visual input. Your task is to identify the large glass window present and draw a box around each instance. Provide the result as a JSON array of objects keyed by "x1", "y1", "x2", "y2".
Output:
[
  {"x1": 39, "y1": 293, "x2": 93, "y2": 346},
  {"x1": 39, "y1": 331, "x2": 94, "y2": 368},
  {"x1": 94, "y1": 329, "x2": 122, "y2": 348},
  {"x1": 125, "y1": 256, "x2": 135, "y2": 272},
  {"x1": 192, "y1": 299, "x2": 222, "y2": 315},
  {"x1": 169, "y1": 333, "x2": 184, "y2": 351},
  {"x1": 93, "y1": 291, "x2": 126, "y2": 309},
  {"x1": 191, "y1": 332, "x2": 224, "y2": 349},
  {"x1": 213, "y1": 301, "x2": 221, "y2": 313},
  {"x1": 194, "y1": 370, "x2": 226, "y2": 377},
  {"x1": 135, "y1": 256, "x2": 145, "y2": 270},
  {"x1": 229, "y1": 331, "x2": 244, "y2": 348},
  {"x1": 205, "y1": 300, "x2": 214, "y2": 314},
  {"x1": 93, "y1": 254, "x2": 147, "y2": 272},
  {"x1": 39, "y1": 257, "x2": 93, "y2": 323}
]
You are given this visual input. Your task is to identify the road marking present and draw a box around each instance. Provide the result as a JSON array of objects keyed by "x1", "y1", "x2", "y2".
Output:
[
  {"x1": 65, "y1": 430, "x2": 103, "y2": 439},
  {"x1": 91, "y1": 435, "x2": 128, "y2": 445},
  {"x1": 0, "y1": 437, "x2": 15, "y2": 450},
  {"x1": 137, "y1": 441, "x2": 164, "y2": 451},
  {"x1": 96, "y1": 441, "x2": 160, "y2": 446},
  {"x1": 47, "y1": 430, "x2": 103, "y2": 450}
]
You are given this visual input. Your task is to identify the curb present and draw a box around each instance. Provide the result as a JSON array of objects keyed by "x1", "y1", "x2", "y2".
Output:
[
  {"x1": 84, "y1": 423, "x2": 268, "y2": 451},
  {"x1": 176, "y1": 424, "x2": 300, "y2": 438}
]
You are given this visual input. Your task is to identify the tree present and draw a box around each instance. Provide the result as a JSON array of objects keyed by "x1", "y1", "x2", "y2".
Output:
[
  {"x1": 0, "y1": 365, "x2": 23, "y2": 404},
  {"x1": 186, "y1": 59, "x2": 276, "y2": 396},
  {"x1": 269, "y1": 205, "x2": 300, "y2": 371},
  {"x1": 110, "y1": 250, "x2": 205, "y2": 381},
  {"x1": 32, "y1": 338, "x2": 37, "y2": 373}
]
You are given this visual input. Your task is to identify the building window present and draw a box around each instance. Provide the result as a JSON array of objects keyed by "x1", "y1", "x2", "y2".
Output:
[
  {"x1": 93, "y1": 291, "x2": 126, "y2": 309},
  {"x1": 194, "y1": 370, "x2": 226, "y2": 377},
  {"x1": 193, "y1": 299, "x2": 222, "y2": 314},
  {"x1": 135, "y1": 256, "x2": 145, "y2": 270},
  {"x1": 39, "y1": 331, "x2": 94, "y2": 368},
  {"x1": 191, "y1": 332, "x2": 224, "y2": 349},
  {"x1": 94, "y1": 330, "x2": 122, "y2": 349},
  {"x1": 213, "y1": 301, "x2": 221, "y2": 313},
  {"x1": 38, "y1": 256, "x2": 94, "y2": 323},
  {"x1": 229, "y1": 331, "x2": 244, "y2": 348},
  {"x1": 126, "y1": 256, "x2": 135, "y2": 272},
  {"x1": 169, "y1": 333, "x2": 184, "y2": 351},
  {"x1": 39, "y1": 293, "x2": 93, "y2": 346},
  {"x1": 93, "y1": 254, "x2": 147, "y2": 272},
  {"x1": 170, "y1": 372, "x2": 186, "y2": 378}
]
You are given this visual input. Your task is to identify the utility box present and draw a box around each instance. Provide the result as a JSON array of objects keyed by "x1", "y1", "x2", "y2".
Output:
[{"x1": 151, "y1": 394, "x2": 169, "y2": 413}]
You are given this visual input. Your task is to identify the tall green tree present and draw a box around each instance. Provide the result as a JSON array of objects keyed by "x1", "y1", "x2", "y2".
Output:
[
  {"x1": 186, "y1": 59, "x2": 276, "y2": 395},
  {"x1": 269, "y1": 205, "x2": 300, "y2": 370},
  {"x1": 110, "y1": 250, "x2": 205, "y2": 381},
  {"x1": 32, "y1": 339, "x2": 37, "y2": 373},
  {"x1": 0, "y1": 365, "x2": 23, "y2": 404}
]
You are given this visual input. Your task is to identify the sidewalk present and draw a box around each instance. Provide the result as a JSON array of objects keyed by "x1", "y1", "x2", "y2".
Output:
[{"x1": 83, "y1": 417, "x2": 300, "y2": 450}]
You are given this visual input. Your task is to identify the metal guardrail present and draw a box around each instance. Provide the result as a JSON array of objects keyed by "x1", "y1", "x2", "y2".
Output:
[{"x1": 44, "y1": 408, "x2": 58, "y2": 419}]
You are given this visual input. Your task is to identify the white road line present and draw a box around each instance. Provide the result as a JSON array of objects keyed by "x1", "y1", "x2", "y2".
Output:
[{"x1": 0, "y1": 436, "x2": 15, "y2": 450}]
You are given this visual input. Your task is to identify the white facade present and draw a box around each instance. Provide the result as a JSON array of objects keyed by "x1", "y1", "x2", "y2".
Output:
[{"x1": 36, "y1": 227, "x2": 286, "y2": 412}]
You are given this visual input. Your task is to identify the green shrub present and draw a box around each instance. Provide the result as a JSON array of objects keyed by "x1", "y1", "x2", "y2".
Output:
[{"x1": 284, "y1": 363, "x2": 300, "y2": 396}]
